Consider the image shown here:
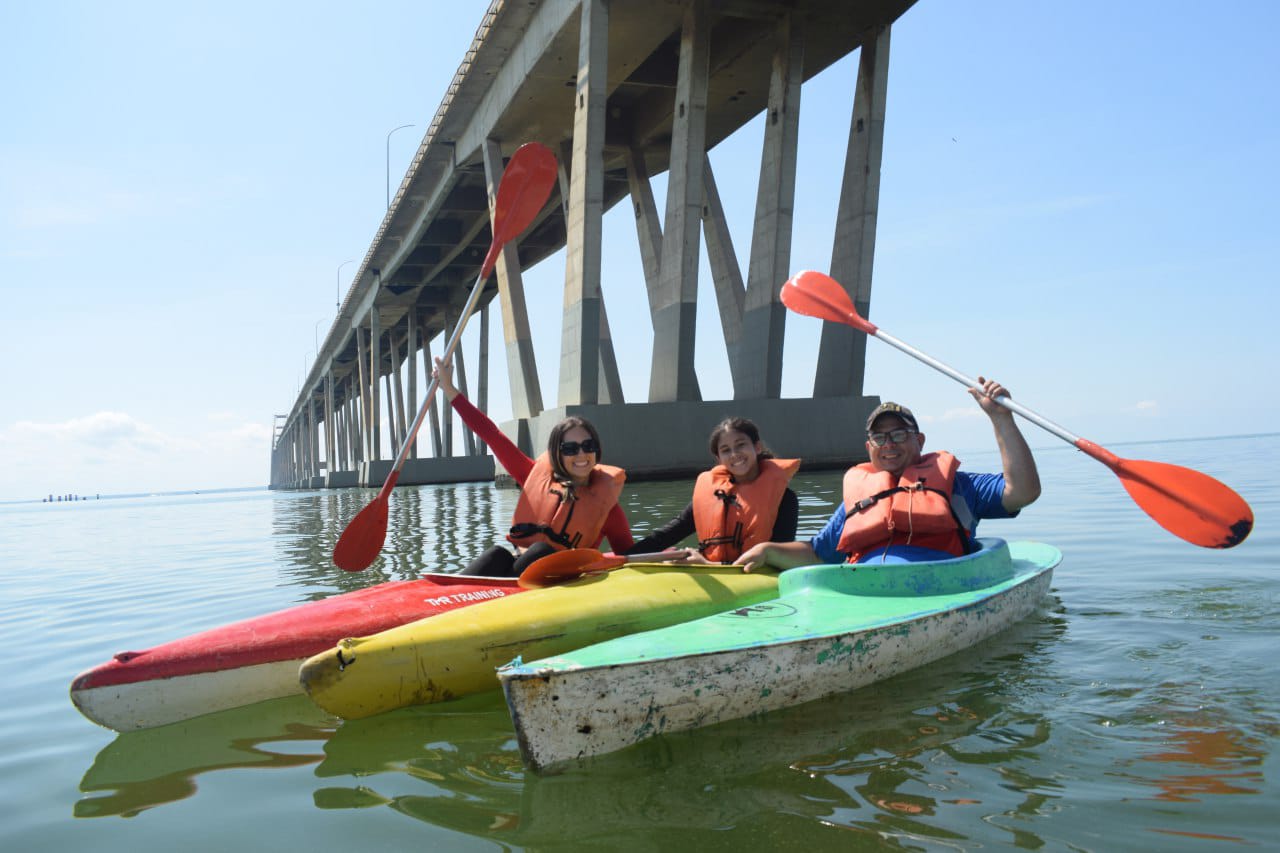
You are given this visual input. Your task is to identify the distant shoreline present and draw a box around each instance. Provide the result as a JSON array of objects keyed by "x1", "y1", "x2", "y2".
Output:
[{"x1": 0, "y1": 485, "x2": 267, "y2": 507}]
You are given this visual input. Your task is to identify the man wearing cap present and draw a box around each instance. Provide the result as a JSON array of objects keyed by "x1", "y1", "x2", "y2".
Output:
[{"x1": 737, "y1": 377, "x2": 1040, "y2": 570}]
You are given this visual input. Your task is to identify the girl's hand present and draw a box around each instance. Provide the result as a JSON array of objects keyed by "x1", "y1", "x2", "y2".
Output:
[{"x1": 432, "y1": 356, "x2": 459, "y2": 401}]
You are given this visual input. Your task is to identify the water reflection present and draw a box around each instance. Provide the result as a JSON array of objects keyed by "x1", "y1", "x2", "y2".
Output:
[
  {"x1": 268, "y1": 474, "x2": 728, "y2": 591},
  {"x1": 75, "y1": 696, "x2": 335, "y2": 818},
  {"x1": 302, "y1": 605, "x2": 1067, "y2": 848},
  {"x1": 269, "y1": 482, "x2": 521, "y2": 588},
  {"x1": 1140, "y1": 719, "x2": 1266, "y2": 802}
]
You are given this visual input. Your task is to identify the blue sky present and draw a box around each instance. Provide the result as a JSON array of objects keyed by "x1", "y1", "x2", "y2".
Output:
[{"x1": 2, "y1": 1, "x2": 1276, "y2": 501}]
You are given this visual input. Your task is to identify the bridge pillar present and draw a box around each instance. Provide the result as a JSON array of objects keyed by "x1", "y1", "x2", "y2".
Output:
[
  {"x1": 557, "y1": 0, "x2": 608, "y2": 407},
  {"x1": 815, "y1": 25, "x2": 891, "y2": 399},
  {"x1": 558, "y1": 139, "x2": 625, "y2": 405},
  {"x1": 738, "y1": 12, "x2": 803, "y2": 400},
  {"x1": 418, "y1": 311, "x2": 444, "y2": 458},
  {"x1": 369, "y1": 309, "x2": 381, "y2": 463},
  {"x1": 483, "y1": 139, "x2": 544, "y2": 421},
  {"x1": 355, "y1": 324, "x2": 370, "y2": 468},
  {"x1": 649, "y1": 0, "x2": 709, "y2": 403},
  {"x1": 405, "y1": 312, "x2": 418, "y2": 458}
]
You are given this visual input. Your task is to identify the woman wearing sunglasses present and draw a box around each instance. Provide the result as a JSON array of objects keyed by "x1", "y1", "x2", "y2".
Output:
[
  {"x1": 433, "y1": 357, "x2": 634, "y2": 577},
  {"x1": 626, "y1": 417, "x2": 800, "y2": 564}
]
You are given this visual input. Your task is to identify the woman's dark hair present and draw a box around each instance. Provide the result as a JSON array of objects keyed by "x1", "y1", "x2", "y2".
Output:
[
  {"x1": 547, "y1": 416, "x2": 604, "y2": 482},
  {"x1": 707, "y1": 417, "x2": 773, "y2": 461}
]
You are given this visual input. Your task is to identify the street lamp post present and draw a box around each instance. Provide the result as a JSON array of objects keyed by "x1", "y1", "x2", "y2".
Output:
[
  {"x1": 386, "y1": 123, "x2": 415, "y2": 209},
  {"x1": 336, "y1": 259, "x2": 356, "y2": 310}
]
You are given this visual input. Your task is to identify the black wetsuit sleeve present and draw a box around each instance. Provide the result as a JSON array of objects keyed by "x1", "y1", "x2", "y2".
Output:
[
  {"x1": 626, "y1": 502, "x2": 696, "y2": 554},
  {"x1": 770, "y1": 488, "x2": 799, "y2": 542}
]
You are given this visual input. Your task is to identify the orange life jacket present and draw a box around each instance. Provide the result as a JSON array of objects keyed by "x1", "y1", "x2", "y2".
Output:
[
  {"x1": 507, "y1": 453, "x2": 625, "y2": 551},
  {"x1": 691, "y1": 457, "x2": 800, "y2": 563},
  {"x1": 836, "y1": 451, "x2": 969, "y2": 562}
]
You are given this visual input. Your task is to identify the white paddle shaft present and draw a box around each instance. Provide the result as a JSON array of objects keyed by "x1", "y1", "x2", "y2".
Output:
[
  {"x1": 388, "y1": 270, "x2": 487, "y2": 473},
  {"x1": 872, "y1": 328, "x2": 1082, "y2": 447}
]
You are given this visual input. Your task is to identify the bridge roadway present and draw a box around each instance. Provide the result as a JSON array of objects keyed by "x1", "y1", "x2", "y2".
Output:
[{"x1": 271, "y1": 0, "x2": 916, "y2": 490}]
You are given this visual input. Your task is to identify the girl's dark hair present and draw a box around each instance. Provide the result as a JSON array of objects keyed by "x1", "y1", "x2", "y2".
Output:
[
  {"x1": 547, "y1": 416, "x2": 604, "y2": 482},
  {"x1": 707, "y1": 417, "x2": 773, "y2": 461}
]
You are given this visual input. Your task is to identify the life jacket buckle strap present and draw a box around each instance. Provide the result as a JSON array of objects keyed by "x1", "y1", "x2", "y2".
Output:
[
  {"x1": 509, "y1": 522, "x2": 575, "y2": 549},
  {"x1": 712, "y1": 488, "x2": 738, "y2": 506}
]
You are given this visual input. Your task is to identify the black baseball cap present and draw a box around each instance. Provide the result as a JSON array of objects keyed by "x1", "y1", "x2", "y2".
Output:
[{"x1": 865, "y1": 402, "x2": 919, "y2": 433}]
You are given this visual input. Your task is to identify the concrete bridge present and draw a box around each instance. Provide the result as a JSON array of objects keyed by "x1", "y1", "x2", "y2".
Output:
[{"x1": 271, "y1": 0, "x2": 916, "y2": 490}]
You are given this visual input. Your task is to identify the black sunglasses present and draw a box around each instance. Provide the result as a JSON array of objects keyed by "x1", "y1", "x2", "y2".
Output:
[{"x1": 559, "y1": 438, "x2": 599, "y2": 456}]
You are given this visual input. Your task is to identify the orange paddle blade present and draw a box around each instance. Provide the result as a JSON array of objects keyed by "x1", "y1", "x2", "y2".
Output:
[
  {"x1": 332, "y1": 494, "x2": 390, "y2": 571},
  {"x1": 780, "y1": 271, "x2": 878, "y2": 335},
  {"x1": 480, "y1": 142, "x2": 558, "y2": 279},
  {"x1": 517, "y1": 549, "x2": 625, "y2": 589},
  {"x1": 1114, "y1": 458, "x2": 1253, "y2": 548}
]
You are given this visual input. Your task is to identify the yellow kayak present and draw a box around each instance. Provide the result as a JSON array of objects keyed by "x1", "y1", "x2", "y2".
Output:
[{"x1": 298, "y1": 564, "x2": 778, "y2": 720}]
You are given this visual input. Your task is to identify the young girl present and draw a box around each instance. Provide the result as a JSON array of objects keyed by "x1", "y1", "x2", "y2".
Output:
[
  {"x1": 433, "y1": 358, "x2": 634, "y2": 576},
  {"x1": 627, "y1": 417, "x2": 799, "y2": 563}
]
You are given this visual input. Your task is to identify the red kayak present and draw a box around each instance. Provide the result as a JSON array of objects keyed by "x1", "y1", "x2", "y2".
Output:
[{"x1": 71, "y1": 573, "x2": 522, "y2": 731}]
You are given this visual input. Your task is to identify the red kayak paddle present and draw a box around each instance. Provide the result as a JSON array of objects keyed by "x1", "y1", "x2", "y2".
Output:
[
  {"x1": 333, "y1": 142, "x2": 559, "y2": 571},
  {"x1": 781, "y1": 269, "x2": 1253, "y2": 549}
]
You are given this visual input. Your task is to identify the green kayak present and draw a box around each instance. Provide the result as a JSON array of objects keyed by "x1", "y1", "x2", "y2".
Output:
[{"x1": 500, "y1": 538, "x2": 1061, "y2": 771}]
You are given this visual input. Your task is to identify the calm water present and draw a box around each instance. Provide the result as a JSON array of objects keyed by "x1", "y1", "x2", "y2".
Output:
[{"x1": 2, "y1": 435, "x2": 1276, "y2": 851}]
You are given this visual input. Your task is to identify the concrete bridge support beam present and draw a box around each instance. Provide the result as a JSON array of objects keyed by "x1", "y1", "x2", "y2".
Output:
[
  {"x1": 355, "y1": 325, "x2": 371, "y2": 465},
  {"x1": 649, "y1": 0, "x2": 709, "y2": 403},
  {"x1": 324, "y1": 371, "x2": 336, "y2": 475},
  {"x1": 444, "y1": 307, "x2": 479, "y2": 456},
  {"x1": 382, "y1": 372, "x2": 397, "y2": 451},
  {"x1": 482, "y1": 139, "x2": 543, "y2": 421},
  {"x1": 419, "y1": 315, "x2": 445, "y2": 458},
  {"x1": 625, "y1": 147, "x2": 663, "y2": 308},
  {"x1": 558, "y1": 138, "x2": 624, "y2": 405},
  {"x1": 739, "y1": 12, "x2": 803, "y2": 400},
  {"x1": 369, "y1": 310, "x2": 381, "y2": 463},
  {"x1": 343, "y1": 394, "x2": 356, "y2": 471},
  {"x1": 441, "y1": 314, "x2": 456, "y2": 456},
  {"x1": 345, "y1": 391, "x2": 355, "y2": 471},
  {"x1": 304, "y1": 401, "x2": 315, "y2": 486},
  {"x1": 406, "y1": 313, "x2": 418, "y2": 459},
  {"x1": 476, "y1": 304, "x2": 491, "y2": 452},
  {"x1": 701, "y1": 155, "x2": 746, "y2": 387},
  {"x1": 388, "y1": 332, "x2": 407, "y2": 452},
  {"x1": 289, "y1": 423, "x2": 300, "y2": 488},
  {"x1": 355, "y1": 390, "x2": 366, "y2": 465},
  {"x1": 343, "y1": 391, "x2": 356, "y2": 468},
  {"x1": 815, "y1": 26, "x2": 891, "y2": 399},
  {"x1": 557, "y1": 0, "x2": 607, "y2": 407}
]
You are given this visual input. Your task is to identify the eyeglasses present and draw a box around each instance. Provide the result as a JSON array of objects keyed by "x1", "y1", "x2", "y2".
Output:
[
  {"x1": 558, "y1": 438, "x2": 599, "y2": 456},
  {"x1": 867, "y1": 428, "x2": 916, "y2": 447}
]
